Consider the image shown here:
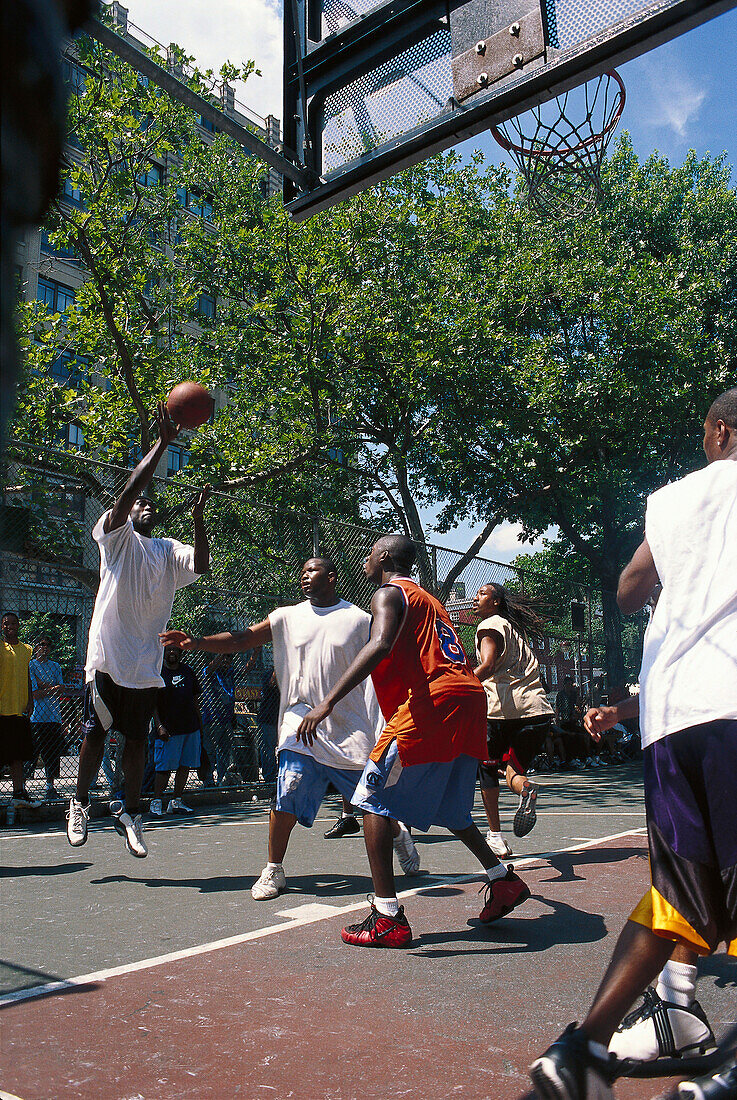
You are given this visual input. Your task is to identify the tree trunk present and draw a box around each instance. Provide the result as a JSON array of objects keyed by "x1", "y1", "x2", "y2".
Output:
[{"x1": 600, "y1": 580, "x2": 626, "y2": 688}]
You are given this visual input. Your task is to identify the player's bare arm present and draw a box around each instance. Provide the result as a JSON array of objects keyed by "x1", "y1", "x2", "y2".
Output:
[
  {"x1": 106, "y1": 403, "x2": 179, "y2": 533},
  {"x1": 473, "y1": 630, "x2": 503, "y2": 681},
  {"x1": 159, "y1": 618, "x2": 272, "y2": 653},
  {"x1": 617, "y1": 537, "x2": 660, "y2": 614},
  {"x1": 584, "y1": 695, "x2": 640, "y2": 741},
  {"x1": 192, "y1": 485, "x2": 212, "y2": 574},
  {"x1": 296, "y1": 586, "x2": 405, "y2": 743}
]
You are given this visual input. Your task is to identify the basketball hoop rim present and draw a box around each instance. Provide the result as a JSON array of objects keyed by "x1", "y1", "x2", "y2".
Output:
[{"x1": 490, "y1": 70, "x2": 626, "y2": 159}]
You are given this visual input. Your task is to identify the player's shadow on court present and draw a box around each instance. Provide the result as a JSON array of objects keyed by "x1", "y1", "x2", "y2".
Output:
[
  {"x1": 410, "y1": 895, "x2": 607, "y2": 958},
  {"x1": 89, "y1": 872, "x2": 373, "y2": 897},
  {"x1": 539, "y1": 845, "x2": 648, "y2": 884},
  {"x1": 700, "y1": 954, "x2": 737, "y2": 989},
  {"x1": 0, "y1": 862, "x2": 92, "y2": 878}
]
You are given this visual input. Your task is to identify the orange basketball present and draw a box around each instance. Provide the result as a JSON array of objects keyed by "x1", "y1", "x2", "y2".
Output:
[{"x1": 166, "y1": 381, "x2": 214, "y2": 429}]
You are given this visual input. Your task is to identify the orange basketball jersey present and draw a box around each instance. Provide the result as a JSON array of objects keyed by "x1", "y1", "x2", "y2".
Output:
[{"x1": 370, "y1": 578, "x2": 487, "y2": 765}]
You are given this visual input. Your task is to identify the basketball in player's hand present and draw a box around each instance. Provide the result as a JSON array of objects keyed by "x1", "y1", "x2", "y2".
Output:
[{"x1": 166, "y1": 381, "x2": 214, "y2": 429}]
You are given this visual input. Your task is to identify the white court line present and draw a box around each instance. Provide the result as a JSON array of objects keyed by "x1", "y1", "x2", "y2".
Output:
[
  {"x1": 0, "y1": 826, "x2": 646, "y2": 1008},
  {"x1": 0, "y1": 811, "x2": 644, "y2": 843}
]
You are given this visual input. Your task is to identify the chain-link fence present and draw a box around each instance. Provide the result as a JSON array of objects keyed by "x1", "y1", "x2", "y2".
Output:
[{"x1": 0, "y1": 440, "x2": 643, "y2": 807}]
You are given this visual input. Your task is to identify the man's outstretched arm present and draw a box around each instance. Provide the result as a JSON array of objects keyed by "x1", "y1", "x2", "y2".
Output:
[
  {"x1": 159, "y1": 619, "x2": 272, "y2": 653},
  {"x1": 297, "y1": 586, "x2": 406, "y2": 741},
  {"x1": 192, "y1": 486, "x2": 211, "y2": 574},
  {"x1": 105, "y1": 403, "x2": 179, "y2": 533},
  {"x1": 617, "y1": 537, "x2": 660, "y2": 614}
]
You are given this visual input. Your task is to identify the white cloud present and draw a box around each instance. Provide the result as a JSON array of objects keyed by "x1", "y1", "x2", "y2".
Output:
[
  {"x1": 645, "y1": 71, "x2": 707, "y2": 138},
  {"x1": 124, "y1": 0, "x2": 283, "y2": 121},
  {"x1": 481, "y1": 522, "x2": 555, "y2": 563}
]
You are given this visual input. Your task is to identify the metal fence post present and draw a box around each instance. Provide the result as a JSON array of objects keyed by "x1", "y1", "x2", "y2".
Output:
[{"x1": 312, "y1": 518, "x2": 320, "y2": 557}]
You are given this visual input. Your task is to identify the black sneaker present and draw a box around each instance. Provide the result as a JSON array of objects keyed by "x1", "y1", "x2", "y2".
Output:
[
  {"x1": 324, "y1": 815, "x2": 360, "y2": 839},
  {"x1": 609, "y1": 987, "x2": 715, "y2": 1061},
  {"x1": 530, "y1": 1023, "x2": 617, "y2": 1100},
  {"x1": 513, "y1": 780, "x2": 539, "y2": 837},
  {"x1": 678, "y1": 1057, "x2": 737, "y2": 1099}
]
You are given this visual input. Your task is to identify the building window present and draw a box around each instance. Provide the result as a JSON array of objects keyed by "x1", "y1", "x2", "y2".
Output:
[
  {"x1": 176, "y1": 186, "x2": 214, "y2": 221},
  {"x1": 199, "y1": 115, "x2": 219, "y2": 133},
  {"x1": 197, "y1": 292, "x2": 216, "y2": 320},
  {"x1": 40, "y1": 230, "x2": 80, "y2": 263},
  {"x1": 66, "y1": 423, "x2": 85, "y2": 450},
  {"x1": 37, "y1": 277, "x2": 76, "y2": 314},
  {"x1": 62, "y1": 58, "x2": 87, "y2": 95},
  {"x1": 137, "y1": 163, "x2": 162, "y2": 188},
  {"x1": 61, "y1": 178, "x2": 86, "y2": 209},
  {"x1": 167, "y1": 446, "x2": 185, "y2": 476},
  {"x1": 49, "y1": 349, "x2": 89, "y2": 386}
]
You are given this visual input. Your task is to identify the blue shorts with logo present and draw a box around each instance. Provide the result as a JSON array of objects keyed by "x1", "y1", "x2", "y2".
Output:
[
  {"x1": 154, "y1": 730, "x2": 201, "y2": 771},
  {"x1": 351, "y1": 738, "x2": 478, "y2": 832},
  {"x1": 275, "y1": 749, "x2": 365, "y2": 828}
]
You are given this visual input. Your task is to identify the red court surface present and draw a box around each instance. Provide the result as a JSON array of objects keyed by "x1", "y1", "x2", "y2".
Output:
[{"x1": 1, "y1": 829, "x2": 734, "y2": 1100}]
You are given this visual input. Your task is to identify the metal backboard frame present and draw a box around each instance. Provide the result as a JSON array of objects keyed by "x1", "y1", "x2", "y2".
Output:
[{"x1": 284, "y1": 0, "x2": 734, "y2": 220}]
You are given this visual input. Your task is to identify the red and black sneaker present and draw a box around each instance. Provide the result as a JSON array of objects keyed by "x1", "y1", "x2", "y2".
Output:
[
  {"x1": 341, "y1": 900, "x2": 413, "y2": 948},
  {"x1": 479, "y1": 866, "x2": 531, "y2": 924}
]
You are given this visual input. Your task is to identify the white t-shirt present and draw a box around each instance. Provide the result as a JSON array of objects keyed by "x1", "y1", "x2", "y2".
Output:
[
  {"x1": 85, "y1": 511, "x2": 200, "y2": 689},
  {"x1": 268, "y1": 599, "x2": 382, "y2": 770},
  {"x1": 639, "y1": 461, "x2": 737, "y2": 748}
]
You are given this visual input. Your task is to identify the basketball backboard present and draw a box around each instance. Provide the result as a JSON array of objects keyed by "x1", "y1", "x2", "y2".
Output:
[{"x1": 284, "y1": 0, "x2": 734, "y2": 219}]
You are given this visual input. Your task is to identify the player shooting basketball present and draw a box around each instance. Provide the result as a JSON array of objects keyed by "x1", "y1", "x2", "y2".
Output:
[{"x1": 66, "y1": 402, "x2": 211, "y2": 859}]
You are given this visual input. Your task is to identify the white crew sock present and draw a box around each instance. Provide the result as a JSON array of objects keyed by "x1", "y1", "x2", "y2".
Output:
[
  {"x1": 485, "y1": 863, "x2": 507, "y2": 883},
  {"x1": 657, "y1": 960, "x2": 697, "y2": 1007},
  {"x1": 487, "y1": 831, "x2": 502, "y2": 842},
  {"x1": 374, "y1": 896, "x2": 400, "y2": 917},
  {"x1": 342, "y1": 811, "x2": 356, "y2": 819},
  {"x1": 266, "y1": 861, "x2": 283, "y2": 872}
]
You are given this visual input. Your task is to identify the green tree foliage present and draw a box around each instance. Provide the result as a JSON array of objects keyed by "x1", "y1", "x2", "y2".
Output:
[
  {"x1": 427, "y1": 137, "x2": 737, "y2": 682},
  {"x1": 19, "y1": 612, "x2": 76, "y2": 668}
]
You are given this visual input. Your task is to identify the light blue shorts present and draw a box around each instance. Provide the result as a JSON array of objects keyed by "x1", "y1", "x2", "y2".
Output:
[
  {"x1": 154, "y1": 730, "x2": 201, "y2": 771},
  {"x1": 275, "y1": 749, "x2": 365, "y2": 828},
  {"x1": 351, "y1": 739, "x2": 478, "y2": 832}
]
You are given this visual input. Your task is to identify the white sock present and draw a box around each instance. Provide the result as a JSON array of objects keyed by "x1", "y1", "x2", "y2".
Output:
[
  {"x1": 374, "y1": 896, "x2": 399, "y2": 917},
  {"x1": 485, "y1": 863, "x2": 507, "y2": 883},
  {"x1": 657, "y1": 960, "x2": 697, "y2": 1007},
  {"x1": 487, "y1": 831, "x2": 502, "y2": 841},
  {"x1": 341, "y1": 811, "x2": 355, "y2": 819},
  {"x1": 266, "y1": 861, "x2": 283, "y2": 872}
]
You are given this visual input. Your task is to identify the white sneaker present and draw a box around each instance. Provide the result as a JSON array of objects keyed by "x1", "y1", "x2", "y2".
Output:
[
  {"x1": 252, "y1": 864, "x2": 287, "y2": 900},
  {"x1": 393, "y1": 823, "x2": 421, "y2": 874},
  {"x1": 150, "y1": 799, "x2": 165, "y2": 817},
  {"x1": 609, "y1": 988, "x2": 715, "y2": 1062},
  {"x1": 110, "y1": 801, "x2": 147, "y2": 858},
  {"x1": 167, "y1": 798, "x2": 193, "y2": 814},
  {"x1": 486, "y1": 830, "x2": 514, "y2": 858},
  {"x1": 66, "y1": 797, "x2": 90, "y2": 847}
]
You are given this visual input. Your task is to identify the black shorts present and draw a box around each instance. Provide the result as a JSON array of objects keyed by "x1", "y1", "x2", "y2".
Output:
[
  {"x1": 83, "y1": 671, "x2": 159, "y2": 743},
  {"x1": 478, "y1": 715, "x2": 551, "y2": 789},
  {"x1": 0, "y1": 714, "x2": 34, "y2": 764}
]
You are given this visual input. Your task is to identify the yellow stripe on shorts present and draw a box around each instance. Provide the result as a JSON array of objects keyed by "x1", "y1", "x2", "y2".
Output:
[{"x1": 629, "y1": 888, "x2": 712, "y2": 956}]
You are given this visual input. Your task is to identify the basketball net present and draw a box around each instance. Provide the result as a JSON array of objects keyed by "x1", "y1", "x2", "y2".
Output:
[{"x1": 490, "y1": 70, "x2": 626, "y2": 218}]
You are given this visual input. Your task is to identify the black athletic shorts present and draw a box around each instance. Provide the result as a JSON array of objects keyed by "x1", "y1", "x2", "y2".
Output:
[
  {"x1": 0, "y1": 715, "x2": 34, "y2": 765},
  {"x1": 83, "y1": 671, "x2": 159, "y2": 743},
  {"x1": 478, "y1": 715, "x2": 552, "y2": 789}
]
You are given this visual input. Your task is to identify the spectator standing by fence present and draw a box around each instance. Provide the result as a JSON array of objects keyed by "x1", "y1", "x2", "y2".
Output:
[
  {"x1": 151, "y1": 646, "x2": 203, "y2": 815},
  {"x1": 201, "y1": 655, "x2": 236, "y2": 786},
  {"x1": 257, "y1": 665, "x2": 279, "y2": 784},
  {"x1": 0, "y1": 611, "x2": 35, "y2": 807},
  {"x1": 29, "y1": 636, "x2": 66, "y2": 800}
]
